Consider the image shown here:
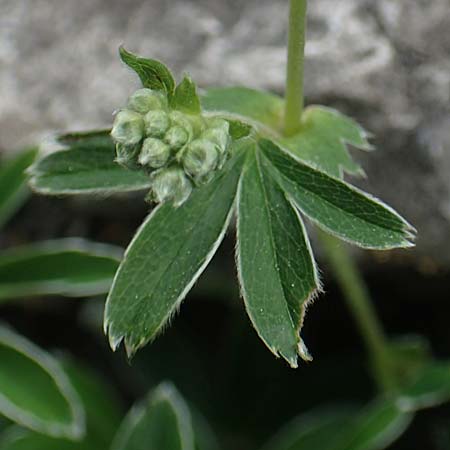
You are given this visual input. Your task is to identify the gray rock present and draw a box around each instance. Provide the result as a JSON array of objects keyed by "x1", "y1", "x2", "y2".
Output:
[{"x1": 1, "y1": 0, "x2": 449, "y2": 265}]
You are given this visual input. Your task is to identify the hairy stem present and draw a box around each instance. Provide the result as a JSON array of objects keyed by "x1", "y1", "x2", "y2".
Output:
[
  {"x1": 284, "y1": 0, "x2": 307, "y2": 136},
  {"x1": 319, "y1": 231, "x2": 397, "y2": 393}
]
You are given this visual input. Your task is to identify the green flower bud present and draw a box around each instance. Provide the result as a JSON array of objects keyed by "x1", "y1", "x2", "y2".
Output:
[
  {"x1": 164, "y1": 126, "x2": 189, "y2": 151},
  {"x1": 169, "y1": 112, "x2": 194, "y2": 140},
  {"x1": 202, "y1": 118, "x2": 230, "y2": 154},
  {"x1": 115, "y1": 143, "x2": 141, "y2": 169},
  {"x1": 144, "y1": 110, "x2": 170, "y2": 138},
  {"x1": 149, "y1": 166, "x2": 192, "y2": 206},
  {"x1": 111, "y1": 110, "x2": 144, "y2": 146},
  {"x1": 182, "y1": 139, "x2": 219, "y2": 183},
  {"x1": 139, "y1": 138, "x2": 171, "y2": 168},
  {"x1": 127, "y1": 88, "x2": 167, "y2": 114}
]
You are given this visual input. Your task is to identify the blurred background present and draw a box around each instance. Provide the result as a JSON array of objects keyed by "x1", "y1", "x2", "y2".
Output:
[{"x1": 1, "y1": 0, "x2": 450, "y2": 449}]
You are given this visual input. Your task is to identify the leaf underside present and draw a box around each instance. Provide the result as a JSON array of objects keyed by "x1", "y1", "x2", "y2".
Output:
[
  {"x1": 104, "y1": 149, "x2": 246, "y2": 357},
  {"x1": 237, "y1": 145, "x2": 320, "y2": 367}
]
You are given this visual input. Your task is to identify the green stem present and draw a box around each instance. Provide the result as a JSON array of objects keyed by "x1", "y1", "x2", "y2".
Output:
[
  {"x1": 318, "y1": 230, "x2": 396, "y2": 393},
  {"x1": 284, "y1": 0, "x2": 307, "y2": 136}
]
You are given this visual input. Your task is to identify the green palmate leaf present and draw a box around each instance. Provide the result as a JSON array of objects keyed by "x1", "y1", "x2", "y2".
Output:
[
  {"x1": 260, "y1": 139, "x2": 415, "y2": 250},
  {"x1": 0, "y1": 326, "x2": 84, "y2": 440},
  {"x1": 171, "y1": 75, "x2": 201, "y2": 115},
  {"x1": 0, "y1": 239, "x2": 121, "y2": 302},
  {"x1": 201, "y1": 87, "x2": 284, "y2": 130},
  {"x1": 28, "y1": 134, "x2": 151, "y2": 195},
  {"x1": 104, "y1": 149, "x2": 246, "y2": 357},
  {"x1": 119, "y1": 47, "x2": 175, "y2": 95},
  {"x1": 280, "y1": 106, "x2": 373, "y2": 178},
  {"x1": 0, "y1": 148, "x2": 38, "y2": 229},
  {"x1": 399, "y1": 362, "x2": 450, "y2": 411},
  {"x1": 111, "y1": 382, "x2": 195, "y2": 450},
  {"x1": 237, "y1": 147, "x2": 320, "y2": 367}
]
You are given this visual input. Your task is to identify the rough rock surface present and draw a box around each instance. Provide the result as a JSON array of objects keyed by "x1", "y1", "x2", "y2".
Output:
[{"x1": 1, "y1": 0, "x2": 449, "y2": 265}]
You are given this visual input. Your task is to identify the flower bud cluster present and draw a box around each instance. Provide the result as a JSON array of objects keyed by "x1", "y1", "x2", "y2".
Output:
[{"x1": 111, "y1": 88, "x2": 231, "y2": 206}]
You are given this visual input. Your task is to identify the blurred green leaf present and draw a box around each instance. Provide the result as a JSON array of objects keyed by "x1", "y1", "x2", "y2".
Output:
[
  {"x1": 237, "y1": 147, "x2": 320, "y2": 367},
  {"x1": 28, "y1": 134, "x2": 151, "y2": 195},
  {"x1": 0, "y1": 149, "x2": 38, "y2": 229},
  {"x1": 0, "y1": 427, "x2": 97, "y2": 450},
  {"x1": 280, "y1": 106, "x2": 372, "y2": 178},
  {"x1": 171, "y1": 76, "x2": 201, "y2": 114},
  {"x1": 104, "y1": 149, "x2": 246, "y2": 357},
  {"x1": 119, "y1": 47, "x2": 175, "y2": 95},
  {"x1": 61, "y1": 359, "x2": 122, "y2": 447},
  {"x1": 0, "y1": 358, "x2": 122, "y2": 450},
  {"x1": 262, "y1": 408, "x2": 355, "y2": 450},
  {"x1": 0, "y1": 326, "x2": 84, "y2": 439},
  {"x1": 263, "y1": 399, "x2": 412, "y2": 450},
  {"x1": 0, "y1": 239, "x2": 121, "y2": 302},
  {"x1": 399, "y1": 362, "x2": 450, "y2": 411},
  {"x1": 111, "y1": 382, "x2": 195, "y2": 450},
  {"x1": 260, "y1": 139, "x2": 415, "y2": 250},
  {"x1": 202, "y1": 87, "x2": 284, "y2": 130}
]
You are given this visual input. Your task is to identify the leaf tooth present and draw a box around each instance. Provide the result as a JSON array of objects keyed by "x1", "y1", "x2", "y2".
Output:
[{"x1": 107, "y1": 325, "x2": 124, "y2": 352}]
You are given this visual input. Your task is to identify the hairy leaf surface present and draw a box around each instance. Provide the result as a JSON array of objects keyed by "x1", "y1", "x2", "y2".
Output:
[
  {"x1": 237, "y1": 147, "x2": 320, "y2": 367},
  {"x1": 0, "y1": 326, "x2": 84, "y2": 440},
  {"x1": 0, "y1": 239, "x2": 121, "y2": 302},
  {"x1": 260, "y1": 139, "x2": 415, "y2": 249},
  {"x1": 171, "y1": 76, "x2": 201, "y2": 114},
  {"x1": 119, "y1": 47, "x2": 175, "y2": 95},
  {"x1": 104, "y1": 150, "x2": 246, "y2": 356},
  {"x1": 28, "y1": 135, "x2": 151, "y2": 195},
  {"x1": 111, "y1": 383, "x2": 194, "y2": 450}
]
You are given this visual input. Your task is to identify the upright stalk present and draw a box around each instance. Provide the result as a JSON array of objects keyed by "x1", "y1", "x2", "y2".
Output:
[
  {"x1": 284, "y1": 0, "x2": 307, "y2": 136},
  {"x1": 318, "y1": 231, "x2": 396, "y2": 392}
]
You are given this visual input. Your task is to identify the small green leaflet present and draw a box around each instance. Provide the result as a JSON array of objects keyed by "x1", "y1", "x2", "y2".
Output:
[
  {"x1": 0, "y1": 148, "x2": 38, "y2": 229},
  {"x1": 171, "y1": 75, "x2": 201, "y2": 115},
  {"x1": 280, "y1": 106, "x2": 373, "y2": 178},
  {"x1": 119, "y1": 47, "x2": 175, "y2": 96},
  {"x1": 28, "y1": 134, "x2": 151, "y2": 195},
  {"x1": 104, "y1": 149, "x2": 246, "y2": 357},
  {"x1": 260, "y1": 139, "x2": 415, "y2": 250},
  {"x1": 111, "y1": 382, "x2": 195, "y2": 450},
  {"x1": 237, "y1": 145, "x2": 320, "y2": 367},
  {"x1": 0, "y1": 326, "x2": 84, "y2": 440},
  {"x1": 0, "y1": 239, "x2": 121, "y2": 302}
]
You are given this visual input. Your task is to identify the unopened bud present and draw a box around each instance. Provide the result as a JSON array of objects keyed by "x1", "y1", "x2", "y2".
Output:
[
  {"x1": 144, "y1": 110, "x2": 170, "y2": 138},
  {"x1": 164, "y1": 126, "x2": 189, "y2": 151},
  {"x1": 182, "y1": 139, "x2": 219, "y2": 183},
  {"x1": 111, "y1": 110, "x2": 144, "y2": 146},
  {"x1": 115, "y1": 143, "x2": 141, "y2": 169},
  {"x1": 202, "y1": 118, "x2": 230, "y2": 154},
  {"x1": 149, "y1": 166, "x2": 192, "y2": 206},
  {"x1": 127, "y1": 88, "x2": 167, "y2": 114},
  {"x1": 169, "y1": 112, "x2": 194, "y2": 140},
  {"x1": 139, "y1": 138, "x2": 171, "y2": 168}
]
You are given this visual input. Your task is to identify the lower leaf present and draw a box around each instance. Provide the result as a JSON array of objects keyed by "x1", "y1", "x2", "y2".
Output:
[{"x1": 236, "y1": 148, "x2": 320, "y2": 368}]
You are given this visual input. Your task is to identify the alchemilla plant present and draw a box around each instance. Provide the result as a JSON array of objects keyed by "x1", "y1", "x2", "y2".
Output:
[{"x1": 29, "y1": 3, "x2": 415, "y2": 370}]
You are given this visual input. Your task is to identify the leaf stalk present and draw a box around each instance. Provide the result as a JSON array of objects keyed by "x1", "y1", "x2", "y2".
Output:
[{"x1": 284, "y1": 0, "x2": 307, "y2": 136}]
